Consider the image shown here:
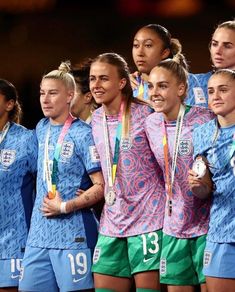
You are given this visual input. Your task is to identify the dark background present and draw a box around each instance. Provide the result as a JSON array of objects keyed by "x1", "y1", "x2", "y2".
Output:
[{"x1": 0, "y1": 0, "x2": 234, "y2": 128}]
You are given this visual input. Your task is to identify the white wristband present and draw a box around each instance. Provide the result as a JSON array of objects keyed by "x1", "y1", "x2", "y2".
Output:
[{"x1": 60, "y1": 202, "x2": 67, "y2": 214}]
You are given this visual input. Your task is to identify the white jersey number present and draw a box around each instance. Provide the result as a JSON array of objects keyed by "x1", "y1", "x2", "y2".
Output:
[
  {"x1": 141, "y1": 232, "x2": 159, "y2": 256},
  {"x1": 68, "y1": 252, "x2": 87, "y2": 276}
]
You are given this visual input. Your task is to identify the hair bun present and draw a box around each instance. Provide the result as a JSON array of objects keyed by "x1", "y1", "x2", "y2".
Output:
[{"x1": 58, "y1": 61, "x2": 71, "y2": 73}]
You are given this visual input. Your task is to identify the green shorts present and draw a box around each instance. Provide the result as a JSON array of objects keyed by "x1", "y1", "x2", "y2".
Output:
[
  {"x1": 160, "y1": 233, "x2": 206, "y2": 286},
  {"x1": 92, "y1": 230, "x2": 162, "y2": 277}
]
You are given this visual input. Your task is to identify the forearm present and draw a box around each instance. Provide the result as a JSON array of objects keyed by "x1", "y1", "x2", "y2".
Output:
[{"x1": 65, "y1": 182, "x2": 104, "y2": 213}]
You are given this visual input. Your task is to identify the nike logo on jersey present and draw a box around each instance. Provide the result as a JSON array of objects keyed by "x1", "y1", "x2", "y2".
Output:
[
  {"x1": 73, "y1": 276, "x2": 86, "y2": 283},
  {"x1": 11, "y1": 274, "x2": 19, "y2": 279},
  {"x1": 143, "y1": 257, "x2": 154, "y2": 263}
]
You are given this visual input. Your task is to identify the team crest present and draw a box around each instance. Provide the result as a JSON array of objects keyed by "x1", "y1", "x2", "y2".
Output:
[
  {"x1": 179, "y1": 139, "x2": 192, "y2": 156},
  {"x1": 160, "y1": 258, "x2": 167, "y2": 275},
  {"x1": 93, "y1": 247, "x2": 101, "y2": 264},
  {"x1": 121, "y1": 137, "x2": 132, "y2": 151},
  {"x1": 0, "y1": 149, "x2": 16, "y2": 167},
  {"x1": 60, "y1": 142, "x2": 74, "y2": 159},
  {"x1": 203, "y1": 251, "x2": 212, "y2": 267}
]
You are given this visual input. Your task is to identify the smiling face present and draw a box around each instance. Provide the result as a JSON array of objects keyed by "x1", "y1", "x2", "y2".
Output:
[
  {"x1": 210, "y1": 27, "x2": 235, "y2": 69},
  {"x1": 132, "y1": 27, "x2": 170, "y2": 75},
  {"x1": 148, "y1": 66, "x2": 185, "y2": 120},
  {"x1": 89, "y1": 61, "x2": 126, "y2": 113},
  {"x1": 40, "y1": 78, "x2": 74, "y2": 124},
  {"x1": 208, "y1": 72, "x2": 235, "y2": 124}
]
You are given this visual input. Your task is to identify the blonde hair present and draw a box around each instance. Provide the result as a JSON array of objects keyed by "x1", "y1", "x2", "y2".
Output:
[
  {"x1": 156, "y1": 51, "x2": 189, "y2": 101},
  {"x1": 42, "y1": 61, "x2": 76, "y2": 91}
]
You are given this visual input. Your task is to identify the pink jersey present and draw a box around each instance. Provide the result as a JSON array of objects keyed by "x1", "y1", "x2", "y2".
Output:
[
  {"x1": 92, "y1": 102, "x2": 165, "y2": 237},
  {"x1": 145, "y1": 106, "x2": 214, "y2": 238}
]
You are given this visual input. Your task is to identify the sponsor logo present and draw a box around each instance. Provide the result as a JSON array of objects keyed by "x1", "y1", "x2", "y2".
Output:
[
  {"x1": 179, "y1": 139, "x2": 191, "y2": 156},
  {"x1": 61, "y1": 142, "x2": 74, "y2": 159},
  {"x1": 89, "y1": 146, "x2": 100, "y2": 163},
  {"x1": 11, "y1": 274, "x2": 19, "y2": 279},
  {"x1": 73, "y1": 275, "x2": 86, "y2": 283},
  {"x1": 143, "y1": 257, "x2": 154, "y2": 263}
]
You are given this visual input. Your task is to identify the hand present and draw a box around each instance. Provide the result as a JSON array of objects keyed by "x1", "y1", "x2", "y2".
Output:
[
  {"x1": 41, "y1": 190, "x2": 62, "y2": 217},
  {"x1": 188, "y1": 169, "x2": 211, "y2": 199},
  {"x1": 129, "y1": 71, "x2": 140, "y2": 90}
]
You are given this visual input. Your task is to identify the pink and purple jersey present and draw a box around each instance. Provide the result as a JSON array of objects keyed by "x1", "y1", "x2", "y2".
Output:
[
  {"x1": 145, "y1": 106, "x2": 214, "y2": 238},
  {"x1": 92, "y1": 102, "x2": 165, "y2": 237}
]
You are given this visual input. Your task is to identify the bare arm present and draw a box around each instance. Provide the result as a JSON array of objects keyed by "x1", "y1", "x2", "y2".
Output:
[
  {"x1": 188, "y1": 157, "x2": 213, "y2": 200},
  {"x1": 42, "y1": 171, "x2": 104, "y2": 217}
]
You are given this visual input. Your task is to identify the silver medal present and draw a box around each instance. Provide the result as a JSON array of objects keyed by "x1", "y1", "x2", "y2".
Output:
[
  {"x1": 105, "y1": 189, "x2": 116, "y2": 206},
  {"x1": 192, "y1": 158, "x2": 207, "y2": 178}
]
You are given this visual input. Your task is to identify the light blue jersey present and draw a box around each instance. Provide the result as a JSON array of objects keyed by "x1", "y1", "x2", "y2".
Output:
[
  {"x1": 185, "y1": 72, "x2": 212, "y2": 107},
  {"x1": 193, "y1": 119, "x2": 235, "y2": 243},
  {"x1": 0, "y1": 123, "x2": 37, "y2": 259},
  {"x1": 26, "y1": 118, "x2": 101, "y2": 250}
]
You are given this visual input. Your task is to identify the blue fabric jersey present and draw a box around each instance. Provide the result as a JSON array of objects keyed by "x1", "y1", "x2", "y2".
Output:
[
  {"x1": 0, "y1": 123, "x2": 37, "y2": 259},
  {"x1": 27, "y1": 118, "x2": 101, "y2": 250},
  {"x1": 193, "y1": 119, "x2": 235, "y2": 243},
  {"x1": 185, "y1": 72, "x2": 212, "y2": 107}
]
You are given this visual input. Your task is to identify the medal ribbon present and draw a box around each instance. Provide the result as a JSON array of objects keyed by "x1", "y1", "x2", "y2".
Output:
[
  {"x1": 133, "y1": 75, "x2": 149, "y2": 100},
  {"x1": 103, "y1": 102, "x2": 125, "y2": 189},
  {"x1": 44, "y1": 114, "x2": 74, "y2": 198},
  {"x1": 162, "y1": 104, "x2": 186, "y2": 216}
]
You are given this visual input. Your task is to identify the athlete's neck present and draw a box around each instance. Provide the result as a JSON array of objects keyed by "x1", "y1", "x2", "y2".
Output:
[
  {"x1": 218, "y1": 111, "x2": 235, "y2": 127},
  {"x1": 0, "y1": 116, "x2": 10, "y2": 131},
  {"x1": 102, "y1": 98, "x2": 123, "y2": 115},
  {"x1": 49, "y1": 111, "x2": 71, "y2": 125},
  {"x1": 163, "y1": 103, "x2": 181, "y2": 122},
  {"x1": 79, "y1": 106, "x2": 92, "y2": 121}
]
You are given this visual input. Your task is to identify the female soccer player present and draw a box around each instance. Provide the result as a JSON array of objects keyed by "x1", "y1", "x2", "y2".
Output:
[
  {"x1": 0, "y1": 79, "x2": 37, "y2": 292},
  {"x1": 131, "y1": 23, "x2": 206, "y2": 106},
  {"x1": 189, "y1": 69, "x2": 235, "y2": 292},
  {"x1": 90, "y1": 52, "x2": 166, "y2": 292},
  {"x1": 19, "y1": 61, "x2": 104, "y2": 292},
  {"x1": 145, "y1": 52, "x2": 213, "y2": 291},
  {"x1": 70, "y1": 59, "x2": 98, "y2": 123},
  {"x1": 185, "y1": 19, "x2": 235, "y2": 107}
]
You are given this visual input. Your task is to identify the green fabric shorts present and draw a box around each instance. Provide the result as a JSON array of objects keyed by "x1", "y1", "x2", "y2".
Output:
[
  {"x1": 160, "y1": 233, "x2": 206, "y2": 285},
  {"x1": 92, "y1": 230, "x2": 163, "y2": 278}
]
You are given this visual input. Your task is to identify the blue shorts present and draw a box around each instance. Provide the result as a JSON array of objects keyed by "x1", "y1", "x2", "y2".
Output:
[
  {"x1": 19, "y1": 246, "x2": 94, "y2": 292},
  {"x1": 203, "y1": 241, "x2": 235, "y2": 278},
  {"x1": 0, "y1": 258, "x2": 22, "y2": 288}
]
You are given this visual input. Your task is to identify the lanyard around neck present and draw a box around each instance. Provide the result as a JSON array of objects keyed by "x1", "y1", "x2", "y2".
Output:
[
  {"x1": 44, "y1": 115, "x2": 74, "y2": 198},
  {"x1": 162, "y1": 104, "x2": 186, "y2": 214},
  {"x1": 103, "y1": 102, "x2": 125, "y2": 189}
]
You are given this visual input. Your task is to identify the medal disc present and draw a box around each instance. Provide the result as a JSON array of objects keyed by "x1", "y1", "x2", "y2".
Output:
[
  {"x1": 48, "y1": 191, "x2": 56, "y2": 199},
  {"x1": 105, "y1": 189, "x2": 116, "y2": 206},
  {"x1": 192, "y1": 158, "x2": 206, "y2": 178}
]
